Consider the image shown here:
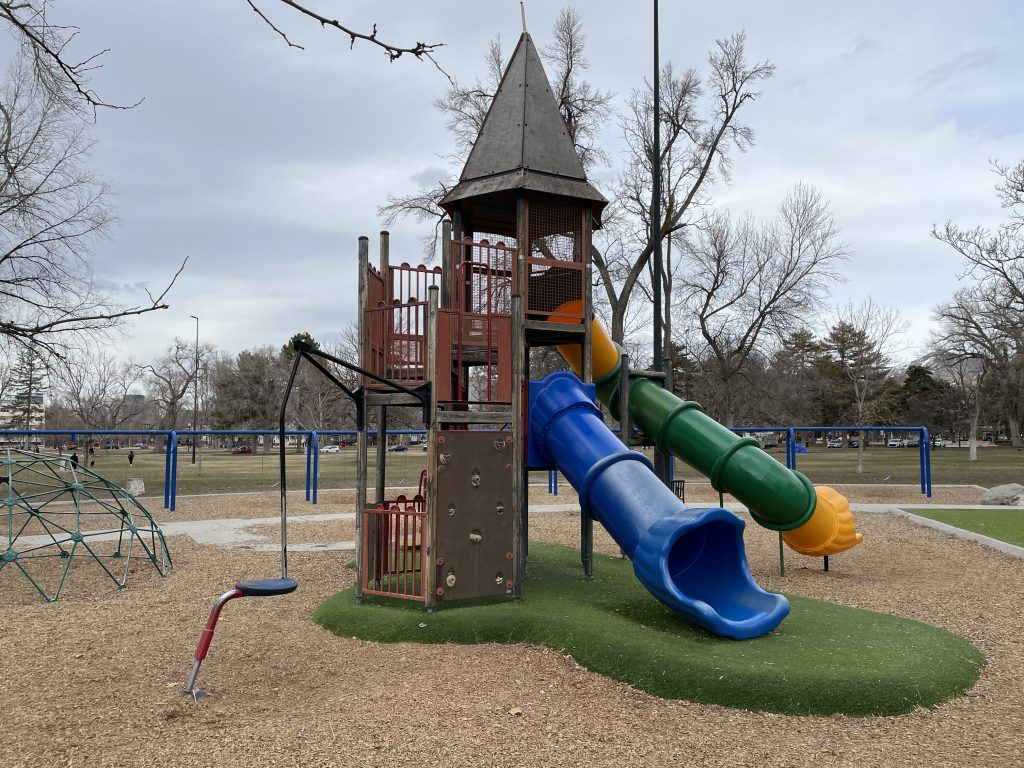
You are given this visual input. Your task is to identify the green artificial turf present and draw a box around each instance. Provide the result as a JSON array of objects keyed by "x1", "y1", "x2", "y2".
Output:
[
  {"x1": 313, "y1": 543, "x2": 983, "y2": 716},
  {"x1": 903, "y1": 507, "x2": 1024, "y2": 547}
]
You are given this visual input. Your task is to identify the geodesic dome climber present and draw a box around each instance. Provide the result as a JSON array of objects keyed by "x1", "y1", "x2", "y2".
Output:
[{"x1": 1, "y1": 449, "x2": 172, "y2": 602}]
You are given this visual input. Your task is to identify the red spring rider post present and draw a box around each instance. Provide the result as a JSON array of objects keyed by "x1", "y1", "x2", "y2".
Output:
[{"x1": 182, "y1": 577, "x2": 298, "y2": 700}]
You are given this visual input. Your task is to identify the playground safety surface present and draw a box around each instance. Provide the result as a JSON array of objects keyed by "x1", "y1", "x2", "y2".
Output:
[{"x1": 1, "y1": 489, "x2": 1021, "y2": 767}]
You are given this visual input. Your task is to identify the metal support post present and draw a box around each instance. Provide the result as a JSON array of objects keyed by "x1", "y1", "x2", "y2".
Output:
[
  {"x1": 354, "y1": 234, "x2": 369, "y2": 603},
  {"x1": 424, "y1": 287, "x2": 440, "y2": 610},
  {"x1": 511, "y1": 293, "x2": 525, "y2": 599}
]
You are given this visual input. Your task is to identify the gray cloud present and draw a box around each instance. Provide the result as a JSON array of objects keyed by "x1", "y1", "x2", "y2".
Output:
[
  {"x1": 917, "y1": 47, "x2": 1001, "y2": 94},
  {"x1": 0, "y1": 0, "x2": 1020, "y2": 366}
]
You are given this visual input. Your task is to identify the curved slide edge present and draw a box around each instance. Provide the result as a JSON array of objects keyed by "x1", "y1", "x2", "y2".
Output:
[
  {"x1": 551, "y1": 302, "x2": 863, "y2": 557},
  {"x1": 529, "y1": 371, "x2": 789, "y2": 640}
]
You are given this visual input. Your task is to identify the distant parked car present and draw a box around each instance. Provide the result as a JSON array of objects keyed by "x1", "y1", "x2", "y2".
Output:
[
  {"x1": 905, "y1": 437, "x2": 920, "y2": 448},
  {"x1": 826, "y1": 438, "x2": 843, "y2": 448},
  {"x1": 930, "y1": 438, "x2": 946, "y2": 448},
  {"x1": 848, "y1": 439, "x2": 860, "y2": 448},
  {"x1": 132, "y1": 443, "x2": 148, "y2": 449},
  {"x1": 386, "y1": 444, "x2": 408, "y2": 452},
  {"x1": 887, "y1": 437, "x2": 903, "y2": 448},
  {"x1": 231, "y1": 445, "x2": 253, "y2": 454},
  {"x1": 319, "y1": 445, "x2": 340, "y2": 453}
]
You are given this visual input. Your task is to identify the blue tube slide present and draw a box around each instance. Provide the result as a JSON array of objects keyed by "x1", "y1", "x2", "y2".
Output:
[{"x1": 528, "y1": 372, "x2": 789, "y2": 640}]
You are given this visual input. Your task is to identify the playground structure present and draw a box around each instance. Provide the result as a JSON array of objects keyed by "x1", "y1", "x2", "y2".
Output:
[
  {"x1": 0, "y1": 449, "x2": 172, "y2": 602},
  {"x1": 276, "y1": 32, "x2": 865, "y2": 640}
]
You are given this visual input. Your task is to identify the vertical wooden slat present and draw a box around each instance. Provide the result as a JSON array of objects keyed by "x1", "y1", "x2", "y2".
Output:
[{"x1": 581, "y1": 205, "x2": 594, "y2": 577}]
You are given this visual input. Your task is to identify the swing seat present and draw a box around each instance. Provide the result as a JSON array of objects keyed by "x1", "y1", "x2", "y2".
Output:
[{"x1": 235, "y1": 577, "x2": 298, "y2": 597}]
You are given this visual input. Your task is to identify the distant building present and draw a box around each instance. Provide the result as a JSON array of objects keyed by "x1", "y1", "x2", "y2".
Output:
[{"x1": 0, "y1": 393, "x2": 46, "y2": 433}]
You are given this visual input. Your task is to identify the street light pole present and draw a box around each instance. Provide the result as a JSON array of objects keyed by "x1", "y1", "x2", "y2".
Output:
[
  {"x1": 854, "y1": 374, "x2": 867, "y2": 474},
  {"x1": 651, "y1": 0, "x2": 668, "y2": 484},
  {"x1": 190, "y1": 314, "x2": 199, "y2": 465},
  {"x1": 652, "y1": 0, "x2": 662, "y2": 374}
]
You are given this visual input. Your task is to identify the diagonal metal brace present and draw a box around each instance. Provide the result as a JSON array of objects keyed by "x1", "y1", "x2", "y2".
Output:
[{"x1": 291, "y1": 340, "x2": 432, "y2": 427}]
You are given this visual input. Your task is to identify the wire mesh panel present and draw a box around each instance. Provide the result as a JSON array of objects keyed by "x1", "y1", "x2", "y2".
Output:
[
  {"x1": 451, "y1": 237, "x2": 515, "y2": 315},
  {"x1": 442, "y1": 237, "x2": 516, "y2": 404},
  {"x1": 524, "y1": 199, "x2": 586, "y2": 321}
]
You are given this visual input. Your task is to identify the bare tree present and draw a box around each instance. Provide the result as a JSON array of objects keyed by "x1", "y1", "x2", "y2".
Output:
[
  {"x1": 0, "y1": 1, "x2": 447, "y2": 115},
  {"x1": 597, "y1": 33, "x2": 775, "y2": 347},
  {"x1": 0, "y1": 61, "x2": 181, "y2": 354},
  {"x1": 0, "y1": 339, "x2": 13, "y2": 410},
  {"x1": 933, "y1": 158, "x2": 1024, "y2": 445},
  {"x1": 139, "y1": 338, "x2": 212, "y2": 436},
  {"x1": 930, "y1": 350, "x2": 987, "y2": 460},
  {"x1": 52, "y1": 346, "x2": 144, "y2": 429},
  {"x1": 933, "y1": 283, "x2": 1023, "y2": 448},
  {"x1": 675, "y1": 184, "x2": 848, "y2": 425},
  {"x1": 0, "y1": 1, "x2": 139, "y2": 113},
  {"x1": 993, "y1": 158, "x2": 1024, "y2": 231},
  {"x1": 541, "y1": 9, "x2": 614, "y2": 172},
  {"x1": 933, "y1": 158, "x2": 1024, "y2": 324}
]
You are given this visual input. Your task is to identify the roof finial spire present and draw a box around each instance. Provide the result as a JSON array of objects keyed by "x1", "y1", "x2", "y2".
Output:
[{"x1": 520, "y1": 2, "x2": 527, "y2": 33}]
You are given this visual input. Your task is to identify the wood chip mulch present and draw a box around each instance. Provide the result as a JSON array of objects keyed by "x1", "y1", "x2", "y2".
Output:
[{"x1": 1, "y1": 489, "x2": 1020, "y2": 767}]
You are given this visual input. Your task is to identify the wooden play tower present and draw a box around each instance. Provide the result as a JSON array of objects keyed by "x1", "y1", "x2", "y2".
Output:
[{"x1": 353, "y1": 31, "x2": 607, "y2": 610}]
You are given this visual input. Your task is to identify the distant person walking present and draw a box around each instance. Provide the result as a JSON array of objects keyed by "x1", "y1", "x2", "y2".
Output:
[
  {"x1": 128, "y1": 450, "x2": 135, "y2": 467},
  {"x1": 69, "y1": 452, "x2": 79, "y2": 469}
]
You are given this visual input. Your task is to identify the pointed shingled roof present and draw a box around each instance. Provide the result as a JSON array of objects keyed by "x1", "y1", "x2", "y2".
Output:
[{"x1": 440, "y1": 32, "x2": 607, "y2": 224}]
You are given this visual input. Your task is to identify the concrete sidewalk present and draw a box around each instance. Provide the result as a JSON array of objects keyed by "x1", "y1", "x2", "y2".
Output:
[
  {"x1": 13, "y1": 512, "x2": 358, "y2": 553},
  {"x1": 17, "y1": 501, "x2": 1023, "y2": 561}
]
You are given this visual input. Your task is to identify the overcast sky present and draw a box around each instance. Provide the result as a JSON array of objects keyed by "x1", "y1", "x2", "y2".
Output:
[{"x1": 4, "y1": 1, "x2": 1021, "y2": 364}]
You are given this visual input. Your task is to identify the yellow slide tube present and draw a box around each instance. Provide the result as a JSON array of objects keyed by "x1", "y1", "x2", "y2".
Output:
[{"x1": 552, "y1": 301, "x2": 862, "y2": 557}]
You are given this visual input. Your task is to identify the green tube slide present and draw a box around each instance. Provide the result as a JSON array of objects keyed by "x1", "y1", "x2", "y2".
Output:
[{"x1": 594, "y1": 359, "x2": 816, "y2": 532}]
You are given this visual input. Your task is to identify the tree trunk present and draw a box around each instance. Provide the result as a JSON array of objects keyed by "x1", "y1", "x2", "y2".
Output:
[
  {"x1": 1009, "y1": 415, "x2": 1022, "y2": 448},
  {"x1": 968, "y1": 414, "x2": 979, "y2": 462},
  {"x1": 855, "y1": 402, "x2": 865, "y2": 474}
]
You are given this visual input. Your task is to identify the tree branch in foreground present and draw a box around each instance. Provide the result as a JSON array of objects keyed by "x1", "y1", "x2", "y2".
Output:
[{"x1": 253, "y1": 0, "x2": 451, "y2": 81}]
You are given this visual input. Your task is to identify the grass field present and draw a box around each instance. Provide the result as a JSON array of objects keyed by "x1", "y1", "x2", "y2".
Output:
[
  {"x1": 775, "y1": 444, "x2": 1024, "y2": 488},
  {"x1": 904, "y1": 507, "x2": 1024, "y2": 547},
  {"x1": 56, "y1": 442, "x2": 1024, "y2": 499},
  {"x1": 314, "y1": 542, "x2": 984, "y2": 716}
]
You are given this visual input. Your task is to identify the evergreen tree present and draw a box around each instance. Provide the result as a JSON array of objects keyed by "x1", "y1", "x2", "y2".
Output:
[
  {"x1": 9, "y1": 345, "x2": 47, "y2": 431},
  {"x1": 281, "y1": 332, "x2": 320, "y2": 360}
]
